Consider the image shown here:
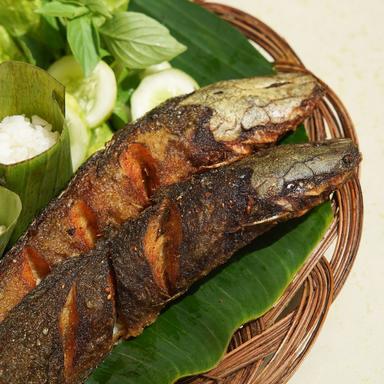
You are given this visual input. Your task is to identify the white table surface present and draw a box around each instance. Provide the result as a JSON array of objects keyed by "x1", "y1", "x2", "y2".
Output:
[{"x1": 218, "y1": 0, "x2": 384, "y2": 383}]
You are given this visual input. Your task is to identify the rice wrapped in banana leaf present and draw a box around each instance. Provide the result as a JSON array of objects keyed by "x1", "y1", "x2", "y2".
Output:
[{"x1": 0, "y1": 61, "x2": 72, "y2": 251}]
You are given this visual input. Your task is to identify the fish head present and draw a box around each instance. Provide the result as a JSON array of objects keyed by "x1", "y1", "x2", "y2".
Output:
[
  {"x1": 249, "y1": 139, "x2": 361, "y2": 218},
  {"x1": 181, "y1": 72, "x2": 324, "y2": 153}
]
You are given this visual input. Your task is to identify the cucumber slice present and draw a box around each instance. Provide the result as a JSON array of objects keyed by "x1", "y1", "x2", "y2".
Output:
[
  {"x1": 87, "y1": 123, "x2": 113, "y2": 157},
  {"x1": 48, "y1": 56, "x2": 117, "y2": 128},
  {"x1": 131, "y1": 68, "x2": 199, "y2": 120},
  {"x1": 65, "y1": 94, "x2": 90, "y2": 171},
  {"x1": 141, "y1": 61, "x2": 172, "y2": 78}
]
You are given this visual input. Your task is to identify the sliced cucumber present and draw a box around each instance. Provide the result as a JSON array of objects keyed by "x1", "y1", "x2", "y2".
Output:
[
  {"x1": 131, "y1": 68, "x2": 199, "y2": 120},
  {"x1": 48, "y1": 56, "x2": 117, "y2": 128},
  {"x1": 65, "y1": 94, "x2": 90, "y2": 171},
  {"x1": 87, "y1": 123, "x2": 113, "y2": 157},
  {"x1": 141, "y1": 61, "x2": 172, "y2": 78}
]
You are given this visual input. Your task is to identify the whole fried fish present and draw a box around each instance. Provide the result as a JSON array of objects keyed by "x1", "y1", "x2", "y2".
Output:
[
  {"x1": 0, "y1": 72, "x2": 323, "y2": 322},
  {"x1": 0, "y1": 140, "x2": 360, "y2": 384}
]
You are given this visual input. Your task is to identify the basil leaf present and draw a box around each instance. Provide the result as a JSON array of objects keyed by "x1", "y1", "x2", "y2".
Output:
[
  {"x1": 67, "y1": 15, "x2": 99, "y2": 76},
  {"x1": 82, "y1": 0, "x2": 112, "y2": 18},
  {"x1": 105, "y1": 0, "x2": 129, "y2": 13},
  {"x1": 99, "y1": 48, "x2": 111, "y2": 58},
  {"x1": 57, "y1": 0, "x2": 84, "y2": 6},
  {"x1": 92, "y1": 19, "x2": 101, "y2": 55},
  {"x1": 36, "y1": 2, "x2": 89, "y2": 18},
  {"x1": 91, "y1": 14, "x2": 107, "y2": 28},
  {"x1": 100, "y1": 12, "x2": 186, "y2": 69}
]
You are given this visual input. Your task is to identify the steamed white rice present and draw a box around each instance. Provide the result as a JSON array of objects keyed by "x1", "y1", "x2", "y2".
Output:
[{"x1": 0, "y1": 115, "x2": 59, "y2": 165}]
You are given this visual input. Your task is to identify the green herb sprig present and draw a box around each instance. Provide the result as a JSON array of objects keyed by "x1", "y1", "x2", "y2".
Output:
[{"x1": 33, "y1": 0, "x2": 186, "y2": 75}]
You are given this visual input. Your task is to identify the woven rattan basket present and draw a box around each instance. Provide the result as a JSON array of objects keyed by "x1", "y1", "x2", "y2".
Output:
[{"x1": 179, "y1": 2, "x2": 364, "y2": 383}]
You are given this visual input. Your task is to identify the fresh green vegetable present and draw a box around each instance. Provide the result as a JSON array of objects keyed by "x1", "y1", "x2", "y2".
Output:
[
  {"x1": 110, "y1": 87, "x2": 132, "y2": 130},
  {"x1": 0, "y1": 0, "x2": 189, "y2": 163},
  {"x1": 0, "y1": 0, "x2": 41, "y2": 37},
  {"x1": 100, "y1": 12, "x2": 186, "y2": 69},
  {"x1": 87, "y1": 123, "x2": 113, "y2": 156},
  {"x1": 110, "y1": 69, "x2": 140, "y2": 130},
  {"x1": 67, "y1": 15, "x2": 100, "y2": 77},
  {"x1": 0, "y1": 186, "x2": 22, "y2": 257},
  {"x1": 105, "y1": 0, "x2": 129, "y2": 13},
  {"x1": 0, "y1": 26, "x2": 25, "y2": 63},
  {"x1": 0, "y1": 61, "x2": 72, "y2": 244},
  {"x1": 34, "y1": 2, "x2": 187, "y2": 76},
  {"x1": 65, "y1": 93, "x2": 90, "y2": 170},
  {"x1": 48, "y1": 56, "x2": 117, "y2": 128},
  {"x1": 131, "y1": 67, "x2": 199, "y2": 120},
  {"x1": 88, "y1": 1, "x2": 333, "y2": 383},
  {"x1": 0, "y1": 0, "x2": 65, "y2": 68},
  {"x1": 141, "y1": 61, "x2": 171, "y2": 78},
  {"x1": 35, "y1": 2, "x2": 90, "y2": 19}
]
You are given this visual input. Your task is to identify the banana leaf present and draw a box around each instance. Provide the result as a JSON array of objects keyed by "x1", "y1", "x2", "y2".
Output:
[
  {"x1": 88, "y1": 1, "x2": 333, "y2": 383},
  {"x1": 0, "y1": 186, "x2": 21, "y2": 257},
  {"x1": 0, "y1": 61, "x2": 72, "y2": 246}
]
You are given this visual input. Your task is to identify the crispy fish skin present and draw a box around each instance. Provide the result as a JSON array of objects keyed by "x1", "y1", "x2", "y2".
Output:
[
  {"x1": 0, "y1": 140, "x2": 360, "y2": 384},
  {"x1": 0, "y1": 72, "x2": 323, "y2": 322}
]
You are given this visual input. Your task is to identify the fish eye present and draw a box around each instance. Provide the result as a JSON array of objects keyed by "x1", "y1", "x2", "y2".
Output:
[
  {"x1": 285, "y1": 182, "x2": 300, "y2": 193},
  {"x1": 285, "y1": 181, "x2": 307, "y2": 194},
  {"x1": 286, "y1": 183, "x2": 296, "y2": 190},
  {"x1": 342, "y1": 154, "x2": 353, "y2": 167}
]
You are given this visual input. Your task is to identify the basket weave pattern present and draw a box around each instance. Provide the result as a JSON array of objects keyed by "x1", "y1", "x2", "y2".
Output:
[{"x1": 179, "y1": 2, "x2": 364, "y2": 383}]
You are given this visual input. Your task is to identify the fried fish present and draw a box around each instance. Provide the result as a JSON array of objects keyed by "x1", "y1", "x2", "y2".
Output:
[
  {"x1": 0, "y1": 72, "x2": 323, "y2": 322},
  {"x1": 0, "y1": 140, "x2": 360, "y2": 384}
]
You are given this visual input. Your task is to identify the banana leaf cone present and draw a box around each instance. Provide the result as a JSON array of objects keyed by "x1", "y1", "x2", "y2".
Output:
[{"x1": 0, "y1": 61, "x2": 72, "y2": 250}]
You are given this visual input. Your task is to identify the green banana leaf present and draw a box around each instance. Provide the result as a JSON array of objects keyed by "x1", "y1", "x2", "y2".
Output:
[
  {"x1": 0, "y1": 61, "x2": 72, "y2": 246},
  {"x1": 0, "y1": 186, "x2": 21, "y2": 257},
  {"x1": 89, "y1": 1, "x2": 333, "y2": 383}
]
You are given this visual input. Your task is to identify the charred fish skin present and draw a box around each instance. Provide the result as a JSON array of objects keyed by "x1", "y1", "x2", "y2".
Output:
[
  {"x1": 0, "y1": 251, "x2": 114, "y2": 384},
  {"x1": 0, "y1": 72, "x2": 324, "y2": 323},
  {"x1": 0, "y1": 140, "x2": 360, "y2": 384}
]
